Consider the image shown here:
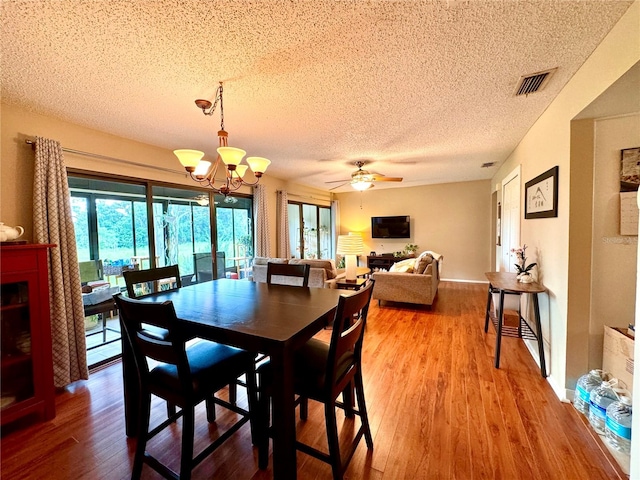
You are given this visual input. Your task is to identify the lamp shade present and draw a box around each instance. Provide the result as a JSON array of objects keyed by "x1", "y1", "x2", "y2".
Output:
[
  {"x1": 217, "y1": 146, "x2": 246, "y2": 166},
  {"x1": 336, "y1": 233, "x2": 364, "y2": 255},
  {"x1": 234, "y1": 164, "x2": 248, "y2": 178},
  {"x1": 246, "y1": 156, "x2": 271, "y2": 174},
  {"x1": 174, "y1": 149, "x2": 205, "y2": 169},
  {"x1": 193, "y1": 160, "x2": 212, "y2": 178}
]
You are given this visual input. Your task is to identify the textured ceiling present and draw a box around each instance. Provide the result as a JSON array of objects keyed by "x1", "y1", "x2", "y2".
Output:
[{"x1": 1, "y1": 1, "x2": 634, "y2": 192}]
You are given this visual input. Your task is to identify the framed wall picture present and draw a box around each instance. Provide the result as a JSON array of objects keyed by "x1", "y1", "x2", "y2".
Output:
[
  {"x1": 620, "y1": 147, "x2": 640, "y2": 192},
  {"x1": 525, "y1": 166, "x2": 558, "y2": 219}
]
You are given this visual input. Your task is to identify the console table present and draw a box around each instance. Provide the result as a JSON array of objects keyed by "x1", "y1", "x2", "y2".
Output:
[
  {"x1": 367, "y1": 255, "x2": 414, "y2": 271},
  {"x1": 484, "y1": 272, "x2": 547, "y2": 378}
]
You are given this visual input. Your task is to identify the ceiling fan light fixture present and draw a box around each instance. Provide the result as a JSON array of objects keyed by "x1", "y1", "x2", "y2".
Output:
[
  {"x1": 326, "y1": 160, "x2": 402, "y2": 191},
  {"x1": 194, "y1": 194, "x2": 209, "y2": 206},
  {"x1": 351, "y1": 180, "x2": 373, "y2": 191}
]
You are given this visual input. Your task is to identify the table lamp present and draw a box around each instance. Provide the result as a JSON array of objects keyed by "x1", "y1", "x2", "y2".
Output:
[{"x1": 337, "y1": 232, "x2": 364, "y2": 282}]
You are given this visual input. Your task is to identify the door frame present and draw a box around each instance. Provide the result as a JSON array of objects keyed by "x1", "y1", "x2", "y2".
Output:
[{"x1": 500, "y1": 165, "x2": 521, "y2": 272}]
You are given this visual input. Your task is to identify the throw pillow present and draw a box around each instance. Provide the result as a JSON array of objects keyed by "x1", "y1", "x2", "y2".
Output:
[
  {"x1": 414, "y1": 253, "x2": 434, "y2": 274},
  {"x1": 268, "y1": 257, "x2": 289, "y2": 264},
  {"x1": 254, "y1": 257, "x2": 289, "y2": 265},
  {"x1": 289, "y1": 258, "x2": 337, "y2": 279},
  {"x1": 253, "y1": 257, "x2": 269, "y2": 266}
]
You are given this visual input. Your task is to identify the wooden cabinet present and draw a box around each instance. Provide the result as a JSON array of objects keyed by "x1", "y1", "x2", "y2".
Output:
[
  {"x1": 367, "y1": 255, "x2": 414, "y2": 271},
  {"x1": 1, "y1": 244, "x2": 56, "y2": 426}
]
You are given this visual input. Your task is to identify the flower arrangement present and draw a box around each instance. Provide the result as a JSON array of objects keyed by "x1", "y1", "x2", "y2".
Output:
[{"x1": 511, "y1": 244, "x2": 536, "y2": 277}]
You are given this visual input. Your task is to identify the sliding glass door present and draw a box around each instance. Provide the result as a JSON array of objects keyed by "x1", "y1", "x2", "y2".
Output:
[
  {"x1": 69, "y1": 174, "x2": 255, "y2": 368},
  {"x1": 69, "y1": 177, "x2": 150, "y2": 282},
  {"x1": 69, "y1": 177, "x2": 151, "y2": 368},
  {"x1": 288, "y1": 202, "x2": 332, "y2": 259},
  {"x1": 215, "y1": 195, "x2": 253, "y2": 279},
  {"x1": 151, "y1": 186, "x2": 212, "y2": 283}
]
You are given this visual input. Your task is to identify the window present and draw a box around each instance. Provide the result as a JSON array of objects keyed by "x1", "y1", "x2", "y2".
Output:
[
  {"x1": 69, "y1": 177, "x2": 150, "y2": 273},
  {"x1": 288, "y1": 202, "x2": 331, "y2": 259},
  {"x1": 152, "y1": 186, "x2": 212, "y2": 278},
  {"x1": 215, "y1": 195, "x2": 253, "y2": 279}
]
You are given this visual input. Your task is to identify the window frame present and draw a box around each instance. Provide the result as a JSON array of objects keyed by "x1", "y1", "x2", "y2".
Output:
[
  {"x1": 67, "y1": 168, "x2": 254, "y2": 278},
  {"x1": 287, "y1": 200, "x2": 332, "y2": 259}
]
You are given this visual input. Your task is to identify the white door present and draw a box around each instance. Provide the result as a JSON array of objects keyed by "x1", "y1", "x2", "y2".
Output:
[{"x1": 501, "y1": 168, "x2": 521, "y2": 272}]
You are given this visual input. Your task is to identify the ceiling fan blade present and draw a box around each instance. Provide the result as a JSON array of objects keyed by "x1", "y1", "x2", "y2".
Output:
[
  {"x1": 325, "y1": 179, "x2": 351, "y2": 184},
  {"x1": 329, "y1": 182, "x2": 350, "y2": 191},
  {"x1": 371, "y1": 176, "x2": 403, "y2": 182}
]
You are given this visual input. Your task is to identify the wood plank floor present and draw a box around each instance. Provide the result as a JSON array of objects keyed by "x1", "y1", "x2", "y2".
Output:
[{"x1": 1, "y1": 281, "x2": 626, "y2": 479}]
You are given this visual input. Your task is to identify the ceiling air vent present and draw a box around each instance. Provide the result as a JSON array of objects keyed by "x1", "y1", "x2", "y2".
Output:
[{"x1": 514, "y1": 68, "x2": 557, "y2": 96}]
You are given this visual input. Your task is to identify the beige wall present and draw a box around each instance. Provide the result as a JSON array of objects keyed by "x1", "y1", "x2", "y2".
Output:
[
  {"x1": 335, "y1": 180, "x2": 492, "y2": 281},
  {"x1": 490, "y1": 1, "x2": 640, "y2": 398},
  {"x1": 589, "y1": 114, "x2": 639, "y2": 367},
  {"x1": 0, "y1": 102, "x2": 330, "y2": 253}
]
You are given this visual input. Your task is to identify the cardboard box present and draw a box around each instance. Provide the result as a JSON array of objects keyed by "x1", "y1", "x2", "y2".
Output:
[{"x1": 603, "y1": 326, "x2": 634, "y2": 393}]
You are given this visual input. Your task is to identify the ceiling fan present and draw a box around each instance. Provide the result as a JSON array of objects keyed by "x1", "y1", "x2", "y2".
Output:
[{"x1": 326, "y1": 161, "x2": 403, "y2": 191}]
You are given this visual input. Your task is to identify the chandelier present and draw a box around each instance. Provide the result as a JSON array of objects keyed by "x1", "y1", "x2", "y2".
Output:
[{"x1": 174, "y1": 82, "x2": 270, "y2": 196}]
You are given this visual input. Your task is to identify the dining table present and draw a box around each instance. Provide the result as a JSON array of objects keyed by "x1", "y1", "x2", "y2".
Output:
[{"x1": 122, "y1": 278, "x2": 345, "y2": 480}]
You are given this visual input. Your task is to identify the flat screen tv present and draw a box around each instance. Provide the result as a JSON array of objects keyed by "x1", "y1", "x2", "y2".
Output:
[{"x1": 371, "y1": 215, "x2": 411, "y2": 239}]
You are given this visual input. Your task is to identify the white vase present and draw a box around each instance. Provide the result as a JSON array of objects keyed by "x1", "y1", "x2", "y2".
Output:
[{"x1": 519, "y1": 273, "x2": 534, "y2": 283}]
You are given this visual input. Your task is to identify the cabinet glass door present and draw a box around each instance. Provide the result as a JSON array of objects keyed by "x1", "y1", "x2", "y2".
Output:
[{"x1": 1, "y1": 281, "x2": 34, "y2": 410}]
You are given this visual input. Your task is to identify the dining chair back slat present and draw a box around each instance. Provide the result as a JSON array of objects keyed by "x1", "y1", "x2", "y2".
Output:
[
  {"x1": 266, "y1": 262, "x2": 311, "y2": 287},
  {"x1": 123, "y1": 265, "x2": 181, "y2": 299}
]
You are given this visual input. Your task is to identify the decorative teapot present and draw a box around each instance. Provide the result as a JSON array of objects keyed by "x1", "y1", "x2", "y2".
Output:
[{"x1": 0, "y1": 223, "x2": 25, "y2": 242}]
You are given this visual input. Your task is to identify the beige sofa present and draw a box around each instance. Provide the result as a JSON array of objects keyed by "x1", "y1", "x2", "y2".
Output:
[
  {"x1": 371, "y1": 251, "x2": 442, "y2": 307},
  {"x1": 251, "y1": 257, "x2": 339, "y2": 288}
]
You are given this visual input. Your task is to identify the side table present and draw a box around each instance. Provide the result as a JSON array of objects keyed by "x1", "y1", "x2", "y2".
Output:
[
  {"x1": 335, "y1": 277, "x2": 367, "y2": 291},
  {"x1": 484, "y1": 272, "x2": 547, "y2": 378},
  {"x1": 335, "y1": 266, "x2": 371, "y2": 278}
]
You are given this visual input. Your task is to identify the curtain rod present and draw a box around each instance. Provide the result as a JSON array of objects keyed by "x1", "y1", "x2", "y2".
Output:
[
  {"x1": 25, "y1": 139, "x2": 185, "y2": 176},
  {"x1": 277, "y1": 190, "x2": 331, "y2": 202}
]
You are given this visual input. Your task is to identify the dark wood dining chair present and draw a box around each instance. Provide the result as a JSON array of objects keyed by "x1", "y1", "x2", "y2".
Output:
[
  {"x1": 257, "y1": 280, "x2": 375, "y2": 480},
  {"x1": 123, "y1": 265, "x2": 184, "y2": 416},
  {"x1": 123, "y1": 265, "x2": 181, "y2": 299},
  {"x1": 266, "y1": 262, "x2": 311, "y2": 287},
  {"x1": 255, "y1": 263, "x2": 312, "y2": 366},
  {"x1": 122, "y1": 265, "x2": 240, "y2": 410},
  {"x1": 114, "y1": 294, "x2": 258, "y2": 480}
]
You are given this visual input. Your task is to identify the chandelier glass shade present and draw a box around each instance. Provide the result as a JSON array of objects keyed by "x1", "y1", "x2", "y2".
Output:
[{"x1": 174, "y1": 82, "x2": 270, "y2": 196}]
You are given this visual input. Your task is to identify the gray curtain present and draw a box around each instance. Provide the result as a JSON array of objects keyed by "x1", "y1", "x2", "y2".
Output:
[
  {"x1": 33, "y1": 137, "x2": 89, "y2": 387},
  {"x1": 253, "y1": 184, "x2": 271, "y2": 257},
  {"x1": 276, "y1": 190, "x2": 290, "y2": 258}
]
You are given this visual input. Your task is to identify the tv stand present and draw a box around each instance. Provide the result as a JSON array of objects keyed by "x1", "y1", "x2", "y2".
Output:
[{"x1": 367, "y1": 255, "x2": 414, "y2": 271}]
